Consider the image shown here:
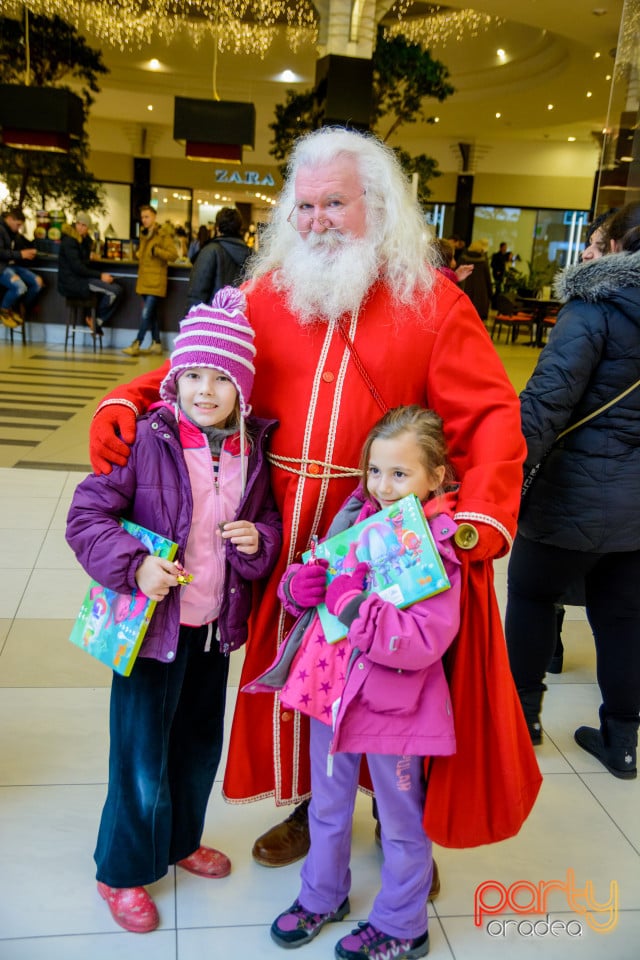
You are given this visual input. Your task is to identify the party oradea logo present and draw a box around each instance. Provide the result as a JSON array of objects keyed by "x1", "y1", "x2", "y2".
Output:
[{"x1": 475, "y1": 869, "x2": 618, "y2": 938}]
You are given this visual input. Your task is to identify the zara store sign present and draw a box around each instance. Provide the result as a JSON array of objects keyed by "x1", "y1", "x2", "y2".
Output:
[{"x1": 215, "y1": 169, "x2": 276, "y2": 187}]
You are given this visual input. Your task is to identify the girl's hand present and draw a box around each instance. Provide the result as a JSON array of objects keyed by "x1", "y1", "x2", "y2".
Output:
[
  {"x1": 135, "y1": 555, "x2": 181, "y2": 600},
  {"x1": 220, "y1": 520, "x2": 260, "y2": 555}
]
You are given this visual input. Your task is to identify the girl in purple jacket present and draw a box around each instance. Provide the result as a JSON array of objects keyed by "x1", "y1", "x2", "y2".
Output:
[
  {"x1": 247, "y1": 406, "x2": 461, "y2": 960},
  {"x1": 66, "y1": 288, "x2": 281, "y2": 934}
]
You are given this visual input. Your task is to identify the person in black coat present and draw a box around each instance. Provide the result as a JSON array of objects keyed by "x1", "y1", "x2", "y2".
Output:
[
  {"x1": 186, "y1": 207, "x2": 251, "y2": 309},
  {"x1": 58, "y1": 213, "x2": 124, "y2": 331},
  {"x1": 505, "y1": 202, "x2": 640, "y2": 779}
]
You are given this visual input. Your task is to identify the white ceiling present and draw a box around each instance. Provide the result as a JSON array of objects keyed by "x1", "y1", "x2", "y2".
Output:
[{"x1": 85, "y1": 1, "x2": 625, "y2": 169}]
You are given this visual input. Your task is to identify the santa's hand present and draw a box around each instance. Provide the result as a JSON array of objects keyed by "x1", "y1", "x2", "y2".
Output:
[
  {"x1": 90, "y1": 404, "x2": 137, "y2": 475},
  {"x1": 325, "y1": 562, "x2": 370, "y2": 619},
  {"x1": 289, "y1": 559, "x2": 329, "y2": 608},
  {"x1": 454, "y1": 521, "x2": 508, "y2": 561}
]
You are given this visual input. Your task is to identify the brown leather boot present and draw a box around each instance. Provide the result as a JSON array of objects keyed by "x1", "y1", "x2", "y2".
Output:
[{"x1": 252, "y1": 798, "x2": 311, "y2": 867}]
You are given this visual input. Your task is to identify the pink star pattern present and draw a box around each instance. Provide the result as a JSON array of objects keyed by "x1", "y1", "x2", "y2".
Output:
[{"x1": 279, "y1": 618, "x2": 350, "y2": 726}]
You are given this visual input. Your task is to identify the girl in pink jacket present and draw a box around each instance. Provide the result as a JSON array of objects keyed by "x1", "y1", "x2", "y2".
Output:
[{"x1": 246, "y1": 405, "x2": 461, "y2": 960}]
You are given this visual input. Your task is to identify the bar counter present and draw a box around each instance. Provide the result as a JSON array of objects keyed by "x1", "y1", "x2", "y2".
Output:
[{"x1": 22, "y1": 254, "x2": 191, "y2": 349}]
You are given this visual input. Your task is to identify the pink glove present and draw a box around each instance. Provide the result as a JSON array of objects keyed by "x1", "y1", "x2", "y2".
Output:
[
  {"x1": 325, "y1": 562, "x2": 370, "y2": 618},
  {"x1": 289, "y1": 559, "x2": 329, "y2": 608},
  {"x1": 90, "y1": 403, "x2": 137, "y2": 475}
]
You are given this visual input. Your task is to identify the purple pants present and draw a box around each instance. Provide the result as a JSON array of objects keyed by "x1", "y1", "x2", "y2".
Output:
[{"x1": 299, "y1": 718, "x2": 431, "y2": 940}]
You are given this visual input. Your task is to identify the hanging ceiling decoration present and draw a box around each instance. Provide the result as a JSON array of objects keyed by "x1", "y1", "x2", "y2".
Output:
[
  {"x1": 3, "y1": 2, "x2": 504, "y2": 55},
  {"x1": 173, "y1": 96, "x2": 255, "y2": 162},
  {"x1": 0, "y1": 84, "x2": 84, "y2": 151},
  {"x1": 1, "y1": 1, "x2": 318, "y2": 54},
  {"x1": 383, "y1": 2, "x2": 503, "y2": 48}
]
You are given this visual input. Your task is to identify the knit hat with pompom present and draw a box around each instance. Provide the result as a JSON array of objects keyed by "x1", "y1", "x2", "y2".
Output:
[{"x1": 160, "y1": 286, "x2": 255, "y2": 416}]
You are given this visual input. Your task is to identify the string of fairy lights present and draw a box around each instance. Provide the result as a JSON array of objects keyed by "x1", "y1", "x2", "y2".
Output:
[
  {"x1": 1, "y1": 1, "x2": 503, "y2": 54},
  {"x1": 383, "y1": 2, "x2": 501, "y2": 48}
]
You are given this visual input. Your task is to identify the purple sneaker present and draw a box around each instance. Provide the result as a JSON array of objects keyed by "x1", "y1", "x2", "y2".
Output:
[
  {"x1": 271, "y1": 897, "x2": 350, "y2": 949},
  {"x1": 335, "y1": 921, "x2": 429, "y2": 960}
]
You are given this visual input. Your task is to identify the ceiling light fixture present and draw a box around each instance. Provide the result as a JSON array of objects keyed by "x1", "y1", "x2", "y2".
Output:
[{"x1": 567, "y1": 136, "x2": 576, "y2": 141}]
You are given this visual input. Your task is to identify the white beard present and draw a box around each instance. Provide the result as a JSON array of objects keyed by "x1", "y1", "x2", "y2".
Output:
[{"x1": 277, "y1": 231, "x2": 380, "y2": 324}]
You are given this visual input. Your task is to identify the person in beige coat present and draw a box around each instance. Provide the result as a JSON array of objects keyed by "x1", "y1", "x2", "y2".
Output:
[{"x1": 123, "y1": 206, "x2": 177, "y2": 356}]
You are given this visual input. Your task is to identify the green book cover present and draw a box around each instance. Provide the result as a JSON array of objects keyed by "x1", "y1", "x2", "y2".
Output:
[
  {"x1": 69, "y1": 520, "x2": 178, "y2": 676},
  {"x1": 302, "y1": 494, "x2": 450, "y2": 643}
]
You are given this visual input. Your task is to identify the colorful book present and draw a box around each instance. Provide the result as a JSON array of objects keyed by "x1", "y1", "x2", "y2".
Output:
[
  {"x1": 302, "y1": 494, "x2": 451, "y2": 643},
  {"x1": 69, "y1": 520, "x2": 178, "y2": 676}
]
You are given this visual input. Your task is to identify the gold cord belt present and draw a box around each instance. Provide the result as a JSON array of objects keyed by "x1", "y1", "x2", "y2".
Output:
[{"x1": 267, "y1": 452, "x2": 360, "y2": 480}]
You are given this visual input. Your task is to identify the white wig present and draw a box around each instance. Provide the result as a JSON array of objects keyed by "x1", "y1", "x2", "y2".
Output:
[{"x1": 248, "y1": 127, "x2": 437, "y2": 303}]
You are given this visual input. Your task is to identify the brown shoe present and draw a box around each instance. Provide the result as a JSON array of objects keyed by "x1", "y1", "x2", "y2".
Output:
[
  {"x1": 252, "y1": 798, "x2": 311, "y2": 867},
  {"x1": 429, "y1": 859, "x2": 441, "y2": 900},
  {"x1": 374, "y1": 820, "x2": 440, "y2": 900}
]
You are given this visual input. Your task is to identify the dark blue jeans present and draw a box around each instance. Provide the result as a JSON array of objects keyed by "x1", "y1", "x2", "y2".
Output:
[
  {"x1": 506, "y1": 534, "x2": 640, "y2": 723},
  {"x1": 94, "y1": 623, "x2": 229, "y2": 887},
  {"x1": 135, "y1": 294, "x2": 162, "y2": 345}
]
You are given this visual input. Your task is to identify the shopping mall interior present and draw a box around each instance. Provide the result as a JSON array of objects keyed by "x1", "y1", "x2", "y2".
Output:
[{"x1": 1, "y1": 1, "x2": 639, "y2": 958}]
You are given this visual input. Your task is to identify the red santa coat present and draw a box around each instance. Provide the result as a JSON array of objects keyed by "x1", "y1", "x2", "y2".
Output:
[{"x1": 99, "y1": 270, "x2": 540, "y2": 845}]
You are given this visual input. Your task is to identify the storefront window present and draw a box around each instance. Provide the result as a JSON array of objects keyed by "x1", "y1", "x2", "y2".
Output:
[
  {"x1": 95, "y1": 182, "x2": 131, "y2": 240},
  {"x1": 472, "y1": 205, "x2": 587, "y2": 295}
]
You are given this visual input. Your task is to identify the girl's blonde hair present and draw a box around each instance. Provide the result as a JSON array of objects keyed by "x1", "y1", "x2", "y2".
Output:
[{"x1": 360, "y1": 405, "x2": 451, "y2": 497}]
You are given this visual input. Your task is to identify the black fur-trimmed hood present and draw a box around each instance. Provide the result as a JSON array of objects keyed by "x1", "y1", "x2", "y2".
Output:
[{"x1": 554, "y1": 249, "x2": 640, "y2": 303}]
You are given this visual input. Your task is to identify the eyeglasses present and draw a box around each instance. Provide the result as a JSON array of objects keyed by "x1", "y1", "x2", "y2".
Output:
[{"x1": 287, "y1": 191, "x2": 366, "y2": 235}]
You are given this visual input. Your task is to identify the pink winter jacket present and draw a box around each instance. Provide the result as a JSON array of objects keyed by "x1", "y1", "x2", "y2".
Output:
[{"x1": 245, "y1": 491, "x2": 462, "y2": 758}]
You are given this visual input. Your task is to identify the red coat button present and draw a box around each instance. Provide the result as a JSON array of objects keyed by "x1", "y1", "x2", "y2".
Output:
[{"x1": 322, "y1": 371, "x2": 335, "y2": 382}]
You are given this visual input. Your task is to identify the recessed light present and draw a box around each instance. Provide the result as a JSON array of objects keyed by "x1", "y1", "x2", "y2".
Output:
[
  {"x1": 149, "y1": 58, "x2": 161, "y2": 70},
  {"x1": 594, "y1": 51, "x2": 601, "y2": 58},
  {"x1": 568, "y1": 136, "x2": 576, "y2": 142},
  {"x1": 433, "y1": 116, "x2": 440, "y2": 123},
  {"x1": 606, "y1": 74, "x2": 612, "y2": 80},
  {"x1": 547, "y1": 104, "x2": 554, "y2": 110},
  {"x1": 586, "y1": 91, "x2": 593, "y2": 98},
  {"x1": 592, "y1": 8, "x2": 607, "y2": 15},
  {"x1": 497, "y1": 48, "x2": 506, "y2": 61},
  {"x1": 147, "y1": 104, "x2": 153, "y2": 111},
  {"x1": 495, "y1": 112, "x2": 502, "y2": 119}
]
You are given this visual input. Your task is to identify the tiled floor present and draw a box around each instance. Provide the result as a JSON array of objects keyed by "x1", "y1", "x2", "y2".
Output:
[{"x1": 1, "y1": 335, "x2": 638, "y2": 959}]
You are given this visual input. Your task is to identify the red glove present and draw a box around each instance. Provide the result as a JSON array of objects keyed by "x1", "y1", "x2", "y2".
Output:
[
  {"x1": 458, "y1": 521, "x2": 509, "y2": 562},
  {"x1": 289, "y1": 559, "x2": 329, "y2": 608},
  {"x1": 325, "y1": 562, "x2": 370, "y2": 620},
  {"x1": 89, "y1": 403, "x2": 137, "y2": 475}
]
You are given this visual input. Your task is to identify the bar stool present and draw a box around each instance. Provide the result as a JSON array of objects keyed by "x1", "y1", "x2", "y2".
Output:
[{"x1": 65, "y1": 296, "x2": 101, "y2": 352}]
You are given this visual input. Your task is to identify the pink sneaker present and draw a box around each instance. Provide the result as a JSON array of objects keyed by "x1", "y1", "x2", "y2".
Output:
[
  {"x1": 177, "y1": 845, "x2": 231, "y2": 878},
  {"x1": 97, "y1": 881, "x2": 159, "y2": 933}
]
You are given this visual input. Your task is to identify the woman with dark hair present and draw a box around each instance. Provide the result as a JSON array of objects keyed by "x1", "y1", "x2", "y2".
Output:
[
  {"x1": 187, "y1": 225, "x2": 212, "y2": 264},
  {"x1": 506, "y1": 201, "x2": 640, "y2": 779}
]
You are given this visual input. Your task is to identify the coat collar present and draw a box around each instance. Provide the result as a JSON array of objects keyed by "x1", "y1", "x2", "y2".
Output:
[{"x1": 554, "y1": 249, "x2": 640, "y2": 303}]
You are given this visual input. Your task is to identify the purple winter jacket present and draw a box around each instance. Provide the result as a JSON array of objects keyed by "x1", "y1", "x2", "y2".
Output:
[{"x1": 66, "y1": 406, "x2": 282, "y2": 661}]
